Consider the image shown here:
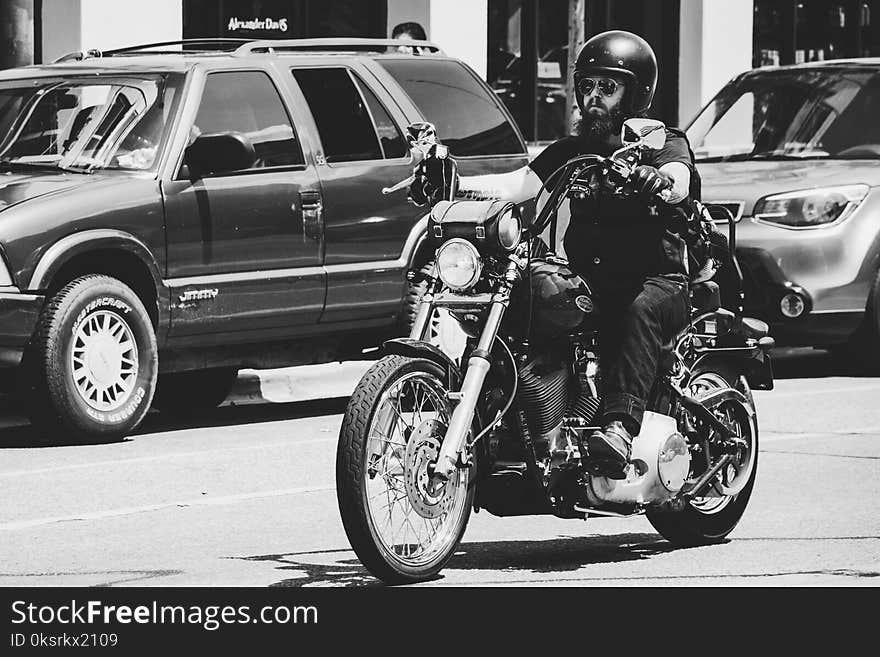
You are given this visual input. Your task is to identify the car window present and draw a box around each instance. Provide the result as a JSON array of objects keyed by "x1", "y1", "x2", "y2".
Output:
[
  {"x1": 352, "y1": 75, "x2": 407, "y2": 159},
  {"x1": 688, "y1": 69, "x2": 880, "y2": 161},
  {"x1": 193, "y1": 71, "x2": 303, "y2": 170},
  {"x1": 0, "y1": 75, "x2": 182, "y2": 172},
  {"x1": 292, "y1": 68, "x2": 384, "y2": 163},
  {"x1": 378, "y1": 59, "x2": 524, "y2": 157}
]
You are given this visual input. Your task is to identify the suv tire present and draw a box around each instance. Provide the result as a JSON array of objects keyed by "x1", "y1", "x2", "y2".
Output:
[
  {"x1": 20, "y1": 275, "x2": 157, "y2": 444},
  {"x1": 400, "y1": 261, "x2": 440, "y2": 341},
  {"x1": 153, "y1": 368, "x2": 239, "y2": 414}
]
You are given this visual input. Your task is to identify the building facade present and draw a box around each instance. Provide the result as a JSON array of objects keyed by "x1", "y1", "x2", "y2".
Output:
[{"x1": 2, "y1": 1, "x2": 873, "y2": 142}]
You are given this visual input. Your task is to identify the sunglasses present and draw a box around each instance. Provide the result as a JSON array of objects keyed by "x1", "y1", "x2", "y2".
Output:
[{"x1": 577, "y1": 77, "x2": 620, "y2": 97}]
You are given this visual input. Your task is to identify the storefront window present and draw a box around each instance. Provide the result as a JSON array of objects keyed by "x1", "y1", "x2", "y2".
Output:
[
  {"x1": 488, "y1": 0, "x2": 679, "y2": 143},
  {"x1": 754, "y1": 0, "x2": 880, "y2": 68},
  {"x1": 487, "y1": 0, "x2": 569, "y2": 143},
  {"x1": 183, "y1": 0, "x2": 386, "y2": 41},
  {"x1": 0, "y1": 0, "x2": 37, "y2": 70}
]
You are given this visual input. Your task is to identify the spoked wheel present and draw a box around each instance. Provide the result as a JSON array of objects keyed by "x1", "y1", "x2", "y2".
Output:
[
  {"x1": 336, "y1": 355, "x2": 474, "y2": 584},
  {"x1": 647, "y1": 360, "x2": 758, "y2": 546}
]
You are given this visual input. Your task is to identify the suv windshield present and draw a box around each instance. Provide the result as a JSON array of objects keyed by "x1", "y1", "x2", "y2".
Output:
[
  {"x1": 687, "y1": 68, "x2": 880, "y2": 162},
  {"x1": 0, "y1": 74, "x2": 183, "y2": 173}
]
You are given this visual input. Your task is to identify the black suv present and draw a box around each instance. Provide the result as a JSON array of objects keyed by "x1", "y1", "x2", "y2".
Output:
[{"x1": 0, "y1": 38, "x2": 528, "y2": 442}]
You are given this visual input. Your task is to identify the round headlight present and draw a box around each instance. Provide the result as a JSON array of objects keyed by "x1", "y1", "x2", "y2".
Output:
[
  {"x1": 436, "y1": 239, "x2": 481, "y2": 291},
  {"x1": 496, "y1": 208, "x2": 522, "y2": 251}
]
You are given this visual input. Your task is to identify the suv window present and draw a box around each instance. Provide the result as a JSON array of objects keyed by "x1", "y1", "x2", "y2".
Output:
[
  {"x1": 378, "y1": 59, "x2": 524, "y2": 157},
  {"x1": 293, "y1": 67, "x2": 397, "y2": 163},
  {"x1": 0, "y1": 75, "x2": 182, "y2": 172},
  {"x1": 352, "y1": 75, "x2": 407, "y2": 159},
  {"x1": 193, "y1": 71, "x2": 303, "y2": 169}
]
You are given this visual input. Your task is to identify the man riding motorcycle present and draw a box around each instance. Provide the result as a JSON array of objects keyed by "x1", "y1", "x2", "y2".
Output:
[{"x1": 412, "y1": 30, "x2": 698, "y2": 480}]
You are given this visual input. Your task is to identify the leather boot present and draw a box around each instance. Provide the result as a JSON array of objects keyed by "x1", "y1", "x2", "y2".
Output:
[{"x1": 583, "y1": 420, "x2": 633, "y2": 480}]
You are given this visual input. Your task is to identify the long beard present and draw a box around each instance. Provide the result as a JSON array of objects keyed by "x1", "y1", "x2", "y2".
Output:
[{"x1": 575, "y1": 106, "x2": 626, "y2": 141}]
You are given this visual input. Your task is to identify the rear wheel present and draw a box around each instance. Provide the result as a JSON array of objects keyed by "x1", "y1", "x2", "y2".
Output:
[
  {"x1": 336, "y1": 355, "x2": 474, "y2": 584},
  {"x1": 647, "y1": 360, "x2": 758, "y2": 545}
]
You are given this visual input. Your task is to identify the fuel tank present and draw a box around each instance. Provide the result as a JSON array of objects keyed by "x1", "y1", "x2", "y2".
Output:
[{"x1": 506, "y1": 256, "x2": 596, "y2": 340}]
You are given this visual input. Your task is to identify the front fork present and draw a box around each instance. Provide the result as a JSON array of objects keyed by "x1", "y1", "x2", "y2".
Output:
[{"x1": 426, "y1": 260, "x2": 522, "y2": 482}]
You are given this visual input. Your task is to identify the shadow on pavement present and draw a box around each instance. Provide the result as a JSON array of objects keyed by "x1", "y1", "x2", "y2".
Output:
[
  {"x1": 0, "y1": 397, "x2": 350, "y2": 449},
  {"x1": 1, "y1": 347, "x2": 875, "y2": 448},
  {"x1": 769, "y1": 348, "x2": 877, "y2": 380},
  {"x1": 245, "y1": 533, "x2": 694, "y2": 587}
]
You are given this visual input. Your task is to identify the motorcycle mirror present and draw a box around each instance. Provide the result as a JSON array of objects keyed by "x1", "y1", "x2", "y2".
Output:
[
  {"x1": 406, "y1": 121, "x2": 438, "y2": 147},
  {"x1": 621, "y1": 118, "x2": 666, "y2": 150}
]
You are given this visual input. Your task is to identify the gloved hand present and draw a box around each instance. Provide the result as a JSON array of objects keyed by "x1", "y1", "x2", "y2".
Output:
[
  {"x1": 631, "y1": 164, "x2": 672, "y2": 198},
  {"x1": 409, "y1": 154, "x2": 456, "y2": 207}
]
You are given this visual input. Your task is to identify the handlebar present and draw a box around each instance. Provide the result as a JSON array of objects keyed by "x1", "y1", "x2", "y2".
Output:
[{"x1": 382, "y1": 121, "x2": 671, "y2": 221}]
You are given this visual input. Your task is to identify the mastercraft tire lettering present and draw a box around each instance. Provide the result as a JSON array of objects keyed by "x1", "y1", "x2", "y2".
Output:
[{"x1": 20, "y1": 275, "x2": 158, "y2": 444}]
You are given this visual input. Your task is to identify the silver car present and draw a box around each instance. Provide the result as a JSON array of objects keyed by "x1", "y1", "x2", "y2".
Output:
[{"x1": 688, "y1": 60, "x2": 880, "y2": 365}]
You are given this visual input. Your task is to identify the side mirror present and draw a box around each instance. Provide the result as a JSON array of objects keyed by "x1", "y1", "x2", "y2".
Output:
[
  {"x1": 184, "y1": 132, "x2": 256, "y2": 178},
  {"x1": 621, "y1": 118, "x2": 666, "y2": 150}
]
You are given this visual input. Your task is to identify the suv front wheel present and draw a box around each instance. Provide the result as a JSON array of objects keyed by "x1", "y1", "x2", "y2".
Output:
[{"x1": 20, "y1": 275, "x2": 158, "y2": 443}]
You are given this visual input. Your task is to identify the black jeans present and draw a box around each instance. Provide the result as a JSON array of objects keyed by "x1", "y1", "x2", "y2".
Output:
[{"x1": 596, "y1": 274, "x2": 690, "y2": 434}]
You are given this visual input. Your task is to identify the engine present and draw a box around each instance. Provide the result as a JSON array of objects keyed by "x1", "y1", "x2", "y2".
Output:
[{"x1": 514, "y1": 334, "x2": 602, "y2": 471}]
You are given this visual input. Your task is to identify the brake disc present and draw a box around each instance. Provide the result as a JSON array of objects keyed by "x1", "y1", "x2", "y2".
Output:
[{"x1": 404, "y1": 419, "x2": 455, "y2": 519}]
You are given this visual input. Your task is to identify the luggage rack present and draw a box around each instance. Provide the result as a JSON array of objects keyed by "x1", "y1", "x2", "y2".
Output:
[{"x1": 52, "y1": 37, "x2": 444, "y2": 63}]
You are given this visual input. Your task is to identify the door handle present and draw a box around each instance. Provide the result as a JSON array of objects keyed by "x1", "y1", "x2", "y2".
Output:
[{"x1": 299, "y1": 190, "x2": 323, "y2": 242}]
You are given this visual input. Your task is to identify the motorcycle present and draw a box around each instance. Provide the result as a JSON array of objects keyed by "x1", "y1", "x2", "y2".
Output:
[{"x1": 335, "y1": 119, "x2": 775, "y2": 584}]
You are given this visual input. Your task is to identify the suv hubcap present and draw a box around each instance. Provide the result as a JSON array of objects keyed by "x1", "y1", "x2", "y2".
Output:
[{"x1": 71, "y1": 310, "x2": 139, "y2": 411}]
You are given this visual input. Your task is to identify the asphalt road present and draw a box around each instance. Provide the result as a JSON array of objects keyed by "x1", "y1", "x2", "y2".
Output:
[{"x1": 0, "y1": 348, "x2": 878, "y2": 587}]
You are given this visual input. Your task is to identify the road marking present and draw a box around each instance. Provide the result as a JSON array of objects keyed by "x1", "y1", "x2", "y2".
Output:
[
  {"x1": 761, "y1": 383, "x2": 880, "y2": 398},
  {"x1": 0, "y1": 436, "x2": 337, "y2": 479},
  {"x1": 0, "y1": 427, "x2": 873, "y2": 477},
  {"x1": 0, "y1": 484, "x2": 335, "y2": 531},
  {"x1": 763, "y1": 428, "x2": 879, "y2": 442}
]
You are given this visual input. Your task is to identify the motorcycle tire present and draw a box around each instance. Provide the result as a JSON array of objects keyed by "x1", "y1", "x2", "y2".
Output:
[
  {"x1": 336, "y1": 354, "x2": 475, "y2": 584},
  {"x1": 646, "y1": 358, "x2": 758, "y2": 546}
]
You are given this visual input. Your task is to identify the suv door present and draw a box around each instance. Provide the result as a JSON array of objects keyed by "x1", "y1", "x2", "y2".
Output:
[
  {"x1": 290, "y1": 65, "x2": 415, "y2": 324},
  {"x1": 163, "y1": 69, "x2": 324, "y2": 337}
]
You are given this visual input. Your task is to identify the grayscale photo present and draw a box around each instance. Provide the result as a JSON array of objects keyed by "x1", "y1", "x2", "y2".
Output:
[{"x1": 0, "y1": 0, "x2": 876, "y2": 616}]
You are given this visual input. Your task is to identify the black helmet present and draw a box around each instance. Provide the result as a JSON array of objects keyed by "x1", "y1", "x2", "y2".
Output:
[{"x1": 574, "y1": 30, "x2": 658, "y2": 115}]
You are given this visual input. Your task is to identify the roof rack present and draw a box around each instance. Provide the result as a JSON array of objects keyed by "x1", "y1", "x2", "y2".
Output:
[
  {"x1": 51, "y1": 38, "x2": 445, "y2": 64},
  {"x1": 52, "y1": 39, "x2": 255, "y2": 63},
  {"x1": 234, "y1": 38, "x2": 444, "y2": 56}
]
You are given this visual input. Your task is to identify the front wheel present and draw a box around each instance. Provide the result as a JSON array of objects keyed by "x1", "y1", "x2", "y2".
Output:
[
  {"x1": 647, "y1": 359, "x2": 758, "y2": 546},
  {"x1": 336, "y1": 355, "x2": 474, "y2": 584},
  {"x1": 19, "y1": 275, "x2": 157, "y2": 444}
]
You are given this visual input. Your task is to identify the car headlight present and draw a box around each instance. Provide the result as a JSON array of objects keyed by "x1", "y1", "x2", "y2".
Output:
[
  {"x1": 753, "y1": 184, "x2": 869, "y2": 228},
  {"x1": 496, "y1": 207, "x2": 522, "y2": 251},
  {"x1": 436, "y1": 238, "x2": 481, "y2": 291}
]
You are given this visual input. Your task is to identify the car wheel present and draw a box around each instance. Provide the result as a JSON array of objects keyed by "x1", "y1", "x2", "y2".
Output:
[
  {"x1": 19, "y1": 275, "x2": 157, "y2": 444},
  {"x1": 152, "y1": 368, "x2": 239, "y2": 415},
  {"x1": 838, "y1": 270, "x2": 880, "y2": 372},
  {"x1": 399, "y1": 262, "x2": 441, "y2": 341}
]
